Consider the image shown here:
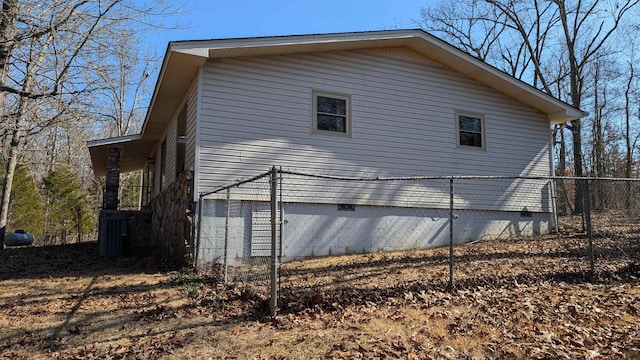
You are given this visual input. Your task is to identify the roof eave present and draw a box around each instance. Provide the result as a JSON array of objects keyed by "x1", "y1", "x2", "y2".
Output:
[
  {"x1": 176, "y1": 29, "x2": 585, "y2": 123},
  {"x1": 549, "y1": 109, "x2": 589, "y2": 125},
  {"x1": 88, "y1": 135, "x2": 155, "y2": 177},
  {"x1": 87, "y1": 134, "x2": 142, "y2": 148},
  {"x1": 138, "y1": 46, "x2": 208, "y2": 141}
]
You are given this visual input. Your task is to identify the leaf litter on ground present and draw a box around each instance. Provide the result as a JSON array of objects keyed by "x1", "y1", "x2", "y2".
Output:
[{"x1": 1, "y1": 226, "x2": 639, "y2": 359}]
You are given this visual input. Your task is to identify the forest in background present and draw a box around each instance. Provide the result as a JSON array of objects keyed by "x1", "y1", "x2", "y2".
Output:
[
  {"x1": 0, "y1": 0, "x2": 182, "y2": 243},
  {"x1": 2, "y1": 0, "x2": 640, "y2": 245},
  {"x1": 420, "y1": 0, "x2": 640, "y2": 181}
]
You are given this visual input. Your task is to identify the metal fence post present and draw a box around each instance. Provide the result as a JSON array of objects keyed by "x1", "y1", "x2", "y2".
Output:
[
  {"x1": 581, "y1": 179, "x2": 587, "y2": 232},
  {"x1": 224, "y1": 188, "x2": 230, "y2": 283},
  {"x1": 585, "y1": 179, "x2": 594, "y2": 275},
  {"x1": 550, "y1": 179, "x2": 559, "y2": 233},
  {"x1": 270, "y1": 166, "x2": 279, "y2": 316},
  {"x1": 448, "y1": 177, "x2": 455, "y2": 291},
  {"x1": 279, "y1": 166, "x2": 284, "y2": 262},
  {"x1": 195, "y1": 193, "x2": 204, "y2": 269}
]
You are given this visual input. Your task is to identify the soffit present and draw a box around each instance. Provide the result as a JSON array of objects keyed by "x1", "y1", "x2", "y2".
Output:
[{"x1": 88, "y1": 135, "x2": 156, "y2": 177}]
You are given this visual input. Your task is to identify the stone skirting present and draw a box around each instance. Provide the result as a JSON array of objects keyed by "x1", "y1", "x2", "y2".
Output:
[{"x1": 149, "y1": 170, "x2": 194, "y2": 268}]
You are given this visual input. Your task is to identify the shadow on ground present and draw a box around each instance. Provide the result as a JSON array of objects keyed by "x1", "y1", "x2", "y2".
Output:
[{"x1": 0, "y1": 242, "x2": 159, "y2": 281}]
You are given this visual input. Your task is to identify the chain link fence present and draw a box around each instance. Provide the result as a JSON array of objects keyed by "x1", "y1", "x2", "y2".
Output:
[
  {"x1": 194, "y1": 168, "x2": 640, "y2": 315},
  {"x1": 555, "y1": 178, "x2": 640, "y2": 274},
  {"x1": 194, "y1": 170, "x2": 277, "y2": 311}
]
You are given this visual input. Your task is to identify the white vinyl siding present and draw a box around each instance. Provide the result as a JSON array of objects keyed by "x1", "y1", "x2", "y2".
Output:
[
  {"x1": 185, "y1": 79, "x2": 198, "y2": 172},
  {"x1": 163, "y1": 119, "x2": 178, "y2": 189},
  {"x1": 196, "y1": 47, "x2": 551, "y2": 211},
  {"x1": 153, "y1": 143, "x2": 162, "y2": 196},
  {"x1": 154, "y1": 120, "x2": 178, "y2": 193}
]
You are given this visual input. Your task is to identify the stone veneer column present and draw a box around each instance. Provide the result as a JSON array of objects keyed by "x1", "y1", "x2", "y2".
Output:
[{"x1": 104, "y1": 147, "x2": 121, "y2": 210}]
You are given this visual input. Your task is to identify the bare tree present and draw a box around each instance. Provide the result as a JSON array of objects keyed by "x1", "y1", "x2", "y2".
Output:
[
  {"x1": 421, "y1": 0, "x2": 640, "y2": 213},
  {"x1": 0, "y1": 0, "x2": 16, "y2": 132},
  {"x1": 623, "y1": 41, "x2": 639, "y2": 207},
  {"x1": 420, "y1": 1, "x2": 507, "y2": 63},
  {"x1": 91, "y1": 27, "x2": 156, "y2": 137},
  {"x1": 624, "y1": 61, "x2": 635, "y2": 180},
  {"x1": 621, "y1": 23, "x2": 640, "y2": 179},
  {"x1": 0, "y1": 0, "x2": 181, "y2": 245},
  {"x1": 553, "y1": 0, "x2": 637, "y2": 180}
]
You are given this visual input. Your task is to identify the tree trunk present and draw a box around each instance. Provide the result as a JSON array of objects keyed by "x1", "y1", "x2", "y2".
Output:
[
  {"x1": 0, "y1": 127, "x2": 21, "y2": 241},
  {"x1": 571, "y1": 119, "x2": 584, "y2": 214},
  {"x1": 0, "y1": 0, "x2": 18, "y2": 248},
  {"x1": 0, "y1": 0, "x2": 17, "y2": 82},
  {"x1": 0, "y1": 77, "x2": 32, "y2": 243},
  {"x1": 593, "y1": 66, "x2": 602, "y2": 178},
  {"x1": 555, "y1": 125, "x2": 570, "y2": 215},
  {"x1": 625, "y1": 62, "x2": 634, "y2": 209}
]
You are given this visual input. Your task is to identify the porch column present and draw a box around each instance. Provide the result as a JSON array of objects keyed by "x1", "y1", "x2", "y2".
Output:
[{"x1": 104, "y1": 147, "x2": 121, "y2": 210}]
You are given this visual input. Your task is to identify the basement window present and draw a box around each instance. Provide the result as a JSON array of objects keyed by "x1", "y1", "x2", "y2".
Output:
[
  {"x1": 312, "y1": 91, "x2": 351, "y2": 136},
  {"x1": 338, "y1": 204, "x2": 356, "y2": 211}
]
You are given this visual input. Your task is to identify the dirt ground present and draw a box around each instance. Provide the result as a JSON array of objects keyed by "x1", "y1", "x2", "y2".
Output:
[{"x1": 1, "y1": 233, "x2": 639, "y2": 359}]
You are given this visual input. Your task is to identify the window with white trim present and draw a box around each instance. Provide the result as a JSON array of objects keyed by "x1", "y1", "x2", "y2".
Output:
[
  {"x1": 312, "y1": 91, "x2": 351, "y2": 136},
  {"x1": 456, "y1": 112, "x2": 485, "y2": 149}
]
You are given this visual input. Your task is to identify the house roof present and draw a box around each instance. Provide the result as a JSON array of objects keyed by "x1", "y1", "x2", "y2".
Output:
[
  {"x1": 87, "y1": 134, "x2": 156, "y2": 175},
  {"x1": 88, "y1": 29, "x2": 585, "y2": 177}
]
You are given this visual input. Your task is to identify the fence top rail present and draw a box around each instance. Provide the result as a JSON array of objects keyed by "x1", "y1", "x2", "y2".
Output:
[
  {"x1": 552, "y1": 176, "x2": 640, "y2": 181},
  {"x1": 282, "y1": 170, "x2": 640, "y2": 182},
  {"x1": 199, "y1": 171, "x2": 271, "y2": 198},
  {"x1": 280, "y1": 170, "x2": 554, "y2": 182},
  {"x1": 198, "y1": 168, "x2": 640, "y2": 199}
]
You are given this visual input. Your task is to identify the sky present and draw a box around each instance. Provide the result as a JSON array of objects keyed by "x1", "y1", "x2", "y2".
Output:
[{"x1": 156, "y1": 0, "x2": 428, "y2": 46}]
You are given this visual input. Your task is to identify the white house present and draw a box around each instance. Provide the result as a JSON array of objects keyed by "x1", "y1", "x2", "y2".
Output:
[{"x1": 88, "y1": 29, "x2": 584, "y2": 264}]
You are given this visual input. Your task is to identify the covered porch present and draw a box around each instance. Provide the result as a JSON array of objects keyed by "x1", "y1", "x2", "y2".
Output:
[{"x1": 88, "y1": 136, "x2": 194, "y2": 268}]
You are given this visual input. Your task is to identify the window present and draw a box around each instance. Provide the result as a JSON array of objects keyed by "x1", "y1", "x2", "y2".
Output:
[
  {"x1": 160, "y1": 138, "x2": 166, "y2": 189},
  {"x1": 176, "y1": 105, "x2": 186, "y2": 177},
  {"x1": 456, "y1": 112, "x2": 485, "y2": 149},
  {"x1": 312, "y1": 91, "x2": 351, "y2": 136},
  {"x1": 143, "y1": 158, "x2": 154, "y2": 205}
]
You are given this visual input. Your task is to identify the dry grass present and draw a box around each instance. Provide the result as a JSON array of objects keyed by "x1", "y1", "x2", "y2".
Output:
[{"x1": 1, "y1": 231, "x2": 639, "y2": 359}]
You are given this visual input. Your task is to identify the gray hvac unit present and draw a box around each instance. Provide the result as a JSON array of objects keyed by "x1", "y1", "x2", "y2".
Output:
[{"x1": 99, "y1": 215, "x2": 129, "y2": 256}]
